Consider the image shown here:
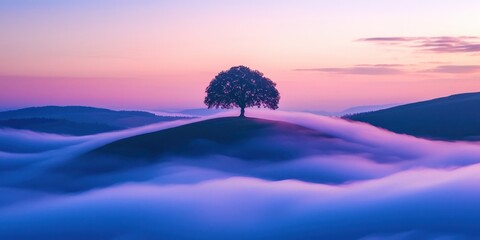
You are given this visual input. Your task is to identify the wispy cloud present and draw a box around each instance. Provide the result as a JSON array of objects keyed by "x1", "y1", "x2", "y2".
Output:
[
  {"x1": 358, "y1": 36, "x2": 480, "y2": 53},
  {"x1": 295, "y1": 63, "x2": 480, "y2": 76},
  {"x1": 424, "y1": 65, "x2": 480, "y2": 74},
  {"x1": 295, "y1": 64, "x2": 404, "y2": 75}
]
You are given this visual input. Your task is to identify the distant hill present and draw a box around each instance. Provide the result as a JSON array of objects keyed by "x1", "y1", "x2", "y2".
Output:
[
  {"x1": 307, "y1": 104, "x2": 400, "y2": 117},
  {"x1": 339, "y1": 104, "x2": 401, "y2": 116},
  {"x1": 0, "y1": 106, "x2": 190, "y2": 135},
  {"x1": 346, "y1": 92, "x2": 480, "y2": 140},
  {"x1": 177, "y1": 108, "x2": 229, "y2": 116},
  {"x1": 0, "y1": 118, "x2": 120, "y2": 136}
]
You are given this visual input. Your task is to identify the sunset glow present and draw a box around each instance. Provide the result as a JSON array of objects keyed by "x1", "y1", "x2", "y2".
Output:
[{"x1": 1, "y1": 0, "x2": 479, "y2": 110}]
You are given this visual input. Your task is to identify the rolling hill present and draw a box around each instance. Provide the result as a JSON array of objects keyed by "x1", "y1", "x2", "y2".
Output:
[
  {"x1": 59, "y1": 117, "x2": 336, "y2": 175},
  {"x1": 89, "y1": 117, "x2": 331, "y2": 158},
  {"x1": 346, "y1": 92, "x2": 480, "y2": 140},
  {"x1": 0, "y1": 118, "x2": 120, "y2": 136},
  {"x1": 0, "y1": 106, "x2": 190, "y2": 135},
  {"x1": 307, "y1": 103, "x2": 400, "y2": 116}
]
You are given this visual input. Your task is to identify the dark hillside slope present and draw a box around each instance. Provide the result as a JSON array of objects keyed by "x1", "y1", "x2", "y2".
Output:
[
  {"x1": 347, "y1": 92, "x2": 480, "y2": 140},
  {"x1": 88, "y1": 117, "x2": 332, "y2": 159},
  {"x1": 59, "y1": 117, "x2": 339, "y2": 175},
  {"x1": 0, "y1": 118, "x2": 120, "y2": 136},
  {"x1": 0, "y1": 106, "x2": 188, "y2": 135}
]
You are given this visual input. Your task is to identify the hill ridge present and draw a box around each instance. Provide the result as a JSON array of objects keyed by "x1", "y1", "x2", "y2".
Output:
[
  {"x1": 0, "y1": 106, "x2": 189, "y2": 135},
  {"x1": 347, "y1": 92, "x2": 480, "y2": 140}
]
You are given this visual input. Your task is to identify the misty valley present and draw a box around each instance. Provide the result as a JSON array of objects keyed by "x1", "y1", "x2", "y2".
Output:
[{"x1": 1, "y1": 101, "x2": 480, "y2": 239}]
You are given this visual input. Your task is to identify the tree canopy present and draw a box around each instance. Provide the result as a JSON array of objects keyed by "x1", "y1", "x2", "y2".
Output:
[{"x1": 204, "y1": 66, "x2": 280, "y2": 117}]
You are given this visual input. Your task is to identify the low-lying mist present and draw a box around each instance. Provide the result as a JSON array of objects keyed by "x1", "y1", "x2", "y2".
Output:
[{"x1": 1, "y1": 110, "x2": 480, "y2": 240}]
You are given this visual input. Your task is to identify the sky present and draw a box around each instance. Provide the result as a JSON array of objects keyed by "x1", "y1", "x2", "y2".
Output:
[{"x1": 0, "y1": 0, "x2": 479, "y2": 111}]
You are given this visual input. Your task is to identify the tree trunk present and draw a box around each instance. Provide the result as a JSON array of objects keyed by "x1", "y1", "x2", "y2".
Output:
[{"x1": 239, "y1": 107, "x2": 245, "y2": 117}]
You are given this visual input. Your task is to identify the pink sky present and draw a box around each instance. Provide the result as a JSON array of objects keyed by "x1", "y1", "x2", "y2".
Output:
[{"x1": 0, "y1": 1, "x2": 479, "y2": 111}]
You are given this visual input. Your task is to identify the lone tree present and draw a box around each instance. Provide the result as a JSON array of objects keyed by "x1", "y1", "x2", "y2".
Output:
[{"x1": 204, "y1": 66, "x2": 280, "y2": 117}]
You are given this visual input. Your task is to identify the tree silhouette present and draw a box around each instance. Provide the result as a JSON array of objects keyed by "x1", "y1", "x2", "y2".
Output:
[{"x1": 204, "y1": 66, "x2": 280, "y2": 117}]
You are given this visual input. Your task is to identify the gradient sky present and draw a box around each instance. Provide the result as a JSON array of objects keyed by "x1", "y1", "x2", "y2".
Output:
[{"x1": 1, "y1": 0, "x2": 479, "y2": 111}]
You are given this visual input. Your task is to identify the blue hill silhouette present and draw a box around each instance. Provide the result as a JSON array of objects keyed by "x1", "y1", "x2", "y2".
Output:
[
  {"x1": 346, "y1": 92, "x2": 480, "y2": 140},
  {"x1": 0, "y1": 106, "x2": 189, "y2": 135}
]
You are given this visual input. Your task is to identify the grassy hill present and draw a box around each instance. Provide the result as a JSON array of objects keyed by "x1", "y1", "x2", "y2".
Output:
[
  {"x1": 0, "y1": 106, "x2": 189, "y2": 135},
  {"x1": 92, "y1": 117, "x2": 329, "y2": 157},
  {"x1": 59, "y1": 117, "x2": 335, "y2": 174},
  {"x1": 346, "y1": 92, "x2": 480, "y2": 140}
]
